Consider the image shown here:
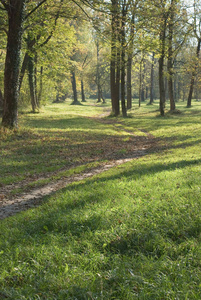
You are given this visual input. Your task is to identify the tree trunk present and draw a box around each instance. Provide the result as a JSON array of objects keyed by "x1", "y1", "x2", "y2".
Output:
[
  {"x1": 0, "y1": 88, "x2": 3, "y2": 110},
  {"x1": 19, "y1": 52, "x2": 29, "y2": 91},
  {"x1": 150, "y1": 54, "x2": 155, "y2": 103},
  {"x1": 149, "y1": 53, "x2": 155, "y2": 104},
  {"x1": 141, "y1": 61, "x2": 145, "y2": 102},
  {"x1": 81, "y1": 79, "x2": 86, "y2": 102},
  {"x1": 141, "y1": 86, "x2": 145, "y2": 102},
  {"x1": 100, "y1": 88, "x2": 105, "y2": 103},
  {"x1": 121, "y1": 2, "x2": 127, "y2": 118},
  {"x1": 187, "y1": 38, "x2": 201, "y2": 107},
  {"x1": 187, "y1": 76, "x2": 195, "y2": 107},
  {"x1": 2, "y1": 0, "x2": 26, "y2": 128},
  {"x1": 139, "y1": 57, "x2": 143, "y2": 107},
  {"x1": 145, "y1": 86, "x2": 148, "y2": 99},
  {"x1": 38, "y1": 66, "x2": 43, "y2": 105},
  {"x1": 177, "y1": 76, "x2": 181, "y2": 101},
  {"x1": 96, "y1": 41, "x2": 101, "y2": 103},
  {"x1": 71, "y1": 70, "x2": 78, "y2": 104},
  {"x1": 127, "y1": 54, "x2": 132, "y2": 109},
  {"x1": 159, "y1": 16, "x2": 167, "y2": 116},
  {"x1": 126, "y1": 14, "x2": 134, "y2": 110},
  {"x1": 34, "y1": 53, "x2": 39, "y2": 107},
  {"x1": 182, "y1": 79, "x2": 185, "y2": 102},
  {"x1": 28, "y1": 54, "x2": 37, "y2": 112},
  {"x1": 168, "y1": 72, "x2": 175, "y2": 111},
  {"x1": 159, "y1": 55, "x2": 166, "y2": 116},
  {"x1": 110, "y1": 0, "x2": 120, "y2": 116},
  {"x1": 167, "y1": 0, "x2": 175, "y2": 111}
]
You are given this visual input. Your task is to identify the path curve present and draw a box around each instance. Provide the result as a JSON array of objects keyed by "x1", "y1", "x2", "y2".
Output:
[{"x1": 0, "y1": 108, "x2": 158, "y2": 220}]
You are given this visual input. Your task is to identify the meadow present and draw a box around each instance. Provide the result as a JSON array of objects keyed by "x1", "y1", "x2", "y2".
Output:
[{"x1": 0, "y1": 99, "x2": 201, "y2": 299}]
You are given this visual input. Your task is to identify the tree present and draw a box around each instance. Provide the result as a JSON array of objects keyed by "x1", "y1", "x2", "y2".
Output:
[
  {"x1": 187, "y1": 0, "x2": 201, "y2": 107},
  {"x1": 149, "y1": 52, "x2": 155, "y2": 104},
  {"x1": 158, "y1": 2, "x2": 167, "y2": 116},
  {"x1": 127, "y1": 13, "x2": 135, "y2": 110},
  {"x1": 120, "y1": 0, "x2": 128, "y2": 117},
  {"x1": 1, "y1": 0, "x2": 27, "y2": 128},
  {"x1": 0, "y1": 0, "x2": 90, "y2": 127},
  {"x1": 167, "y1": 0, "x2": 176, "y2": 111},
  {"x1": 110, "y1": 0, "x2": 120, "y2": 116},
  {"x1": 19, "y1": 2, "x2": 62, "y2": 110}
]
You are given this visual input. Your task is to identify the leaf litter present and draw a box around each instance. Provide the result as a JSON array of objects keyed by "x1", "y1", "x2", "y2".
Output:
[{"x1": 0, "y1": 114, "x2": 159, "y2": 220}]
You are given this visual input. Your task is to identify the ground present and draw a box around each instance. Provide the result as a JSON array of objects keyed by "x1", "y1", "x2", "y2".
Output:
[{"x1": 0, "y1": 114, "x2": 159, "y2": 219}]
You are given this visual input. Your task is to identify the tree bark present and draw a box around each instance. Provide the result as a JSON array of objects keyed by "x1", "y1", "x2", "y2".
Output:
[
  {"x1": 34, "y1": 53, "x2": 39, "y2": 107},
  {"x1": 127, "y1": 54, "x2": 132, "y2": 109},
  {"x1": 2, "y1": 0, "x2": 26, "y2": 128},
  {"x1": 126, "y1": 13, "x2": 134, "y2": 110},
  {"x1": 187, "y1": 38, "x2": 201, "y2": 107},
  {"x1": 38, "y1": 66, "x2": 43, "y2": 105},
  {"x1": 110, "y1": 0, "x2": 120, "y2": 116},
  {"x1": 159, "y1": 55, "x2": 166, "y2": 116},
  {"x1": 0, "y1": 88, "x2": 3, "y2": 110},
  {"x1": 167, "y1": 0, "x2": 175, "y2": 111},
  {"x1": 28, "y1": 54, "x2": 37, "y2": 112},
  {"x1": 96, "y1": 41, "x2": 101, "y2": 103},
  {"x1": 139, "y1": 59, "x2": 142, "y2": 107},
  {"x1": 120, "y1": 1, "x2": 127, "y2": 118},
  {"x1": 19, "y1": 52, "x2": 29, "y2": 91},
  {"x1": 141, "y1": 61, "x2": 145, "y2": 102},
  {"x1": 71, "y1": 70, "x2": 78, "y2": 104},
  {"x1": 81, "y1": 79, "x2": 86, "y2": 102},
  {"x1": 19, "y1": 35, "x2": 37, "y2": 92},
  {"x1": 149, "y1": 52, "x2": 155, "y2": 104},
  {"x1": 158, "y1": 16, "x2": 167, "y2": 116}
]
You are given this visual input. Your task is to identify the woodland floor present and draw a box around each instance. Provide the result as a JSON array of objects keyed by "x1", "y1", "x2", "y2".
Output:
[{"x1": 0, "y1": 112, "x2": 159, "y2": 220}]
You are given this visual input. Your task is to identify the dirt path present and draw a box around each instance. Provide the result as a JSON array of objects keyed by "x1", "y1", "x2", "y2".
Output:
[
  {"x1": 0, "y1": 110, "x2": 158, "y2": 220},
  {"x1": 0, "y1": 155, "x2": 147, "y2": 220}
]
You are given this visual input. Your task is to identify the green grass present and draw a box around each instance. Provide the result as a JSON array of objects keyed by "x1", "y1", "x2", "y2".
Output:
[
  {"x1": 0, "y1": 99, "x2": 201, "y2": 299},
  {"x1": 0, "y1": 100, "x2": 115, "y2": 192}
]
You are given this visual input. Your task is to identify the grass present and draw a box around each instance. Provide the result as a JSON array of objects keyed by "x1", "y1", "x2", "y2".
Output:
[
  {"x1": 0, "y1": 98, "x2": 201, "y2": 299},
  {"x1": 0, "y1": 100, "x2": 114, "y2": 192}
]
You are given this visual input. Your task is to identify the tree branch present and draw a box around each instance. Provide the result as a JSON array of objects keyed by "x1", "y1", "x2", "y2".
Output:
[
  {"x1": 0, "y1": 0, "x2": 8, "y2": 10},
  {"x1": 38, "y1": 2, "x2": 63, "y2": 48},
  {"x1": 0, "y1": 0, "x2": 6, "y2": 7},
  {"x1": 25, "y1": 0, "x2": 48, "y2": 20},
  {"x1": 71, "y1": 0, "x2": 92, "y2": 20}
]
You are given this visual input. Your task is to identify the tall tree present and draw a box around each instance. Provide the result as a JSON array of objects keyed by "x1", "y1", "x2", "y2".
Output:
[
  {"x1": 158, "y1": 4, "x2": 167, "y2": 116},
  {"x1": 149, "y1": 52, "x2": 155, "y2": 104},
  {"x1": 127, "y1": 12, "x2": 135, "y2": 110},
  {"x1": 187, "y1": 0, "x2": 201, "y2": 107},
  {"x1": 110, "y1": 0, "x2": 120, "y2": 116},
  {"x1": 167, "y1": 0, "x2": 176, "y2": 111},
  {"x1": 120, "y1": 0, "x2": 127, "y2": 117},
  {"x1": 0, "y1": 0, "x2": 50, "y2": 128},
  {"x1": 1, "y1": 0, "x2": 26, "y2": 128}
]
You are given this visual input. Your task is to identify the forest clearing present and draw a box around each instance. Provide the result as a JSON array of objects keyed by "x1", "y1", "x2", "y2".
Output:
[
  {"x1": 1, "y1": 0, "x2": 201, "y2": 298},
  {"x1": 0, "y1": 99, "x2": 201, "y2": 299}
]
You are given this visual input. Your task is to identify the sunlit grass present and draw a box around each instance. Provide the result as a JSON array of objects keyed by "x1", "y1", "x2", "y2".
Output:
[{"x1": 0, "y1": 98, "x2": 201, "y2": 299}]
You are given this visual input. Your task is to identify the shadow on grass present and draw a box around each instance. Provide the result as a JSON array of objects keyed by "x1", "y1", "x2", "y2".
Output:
[
  {"x1": 3, "y1": 155, "x2": 201, "y2": 236},
  {"x1": 23, "y1": 116, "x2": 104, "y2": 130},
  {"x1": 125, "y1": 109, "x2": 201, "y2": 133},
  {"x1": 0, "y1": 128, "x2": 158, "y2": 182},
  {"x1": 1, "y1": 151, "x2": 201, "y2": 299}
]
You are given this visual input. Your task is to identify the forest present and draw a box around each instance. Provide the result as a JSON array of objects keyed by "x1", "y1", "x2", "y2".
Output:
[
  {"x1": 0, "y1": 0, "x2": 201, "y2": 125},
  {"x1": 0, "y1": 1, "x2": 201, "y2": 299}
]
